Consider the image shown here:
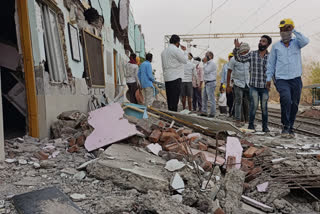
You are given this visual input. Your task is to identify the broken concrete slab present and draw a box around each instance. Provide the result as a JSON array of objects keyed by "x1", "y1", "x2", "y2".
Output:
[
  {"x1": 170, "y1": 173, "x2": 185, "y2": 193},
  {"x1": 224, "y1": 168, "x2": 246, "y2": 213},
  {"x1": 241, "y1": 195, "x2": 274, "y2": 212},
  {"x1": 85, "y1": 103, "x2": 141, "y2": 152},
  {"x1": 241, "y1": 202, "x2": 267, "y2": 214},
  {"x1": 225, "y1": 137, "x2": 243, "y2": 169},
  {"x1": 86, "y1": 144, "x2": 169, "y2": 193},
  {"x1": 12, "y1": 187, "x2": 83, "y2": 214},
  {"x1": 164, "y1": 159, "x2": 186, "y2": 172},
  {"x1": 146, "y1": 143, "x2": 162, "y2": 156}
]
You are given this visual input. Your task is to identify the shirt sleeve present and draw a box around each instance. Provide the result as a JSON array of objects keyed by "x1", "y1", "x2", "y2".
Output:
[
  {"x1": 293, "y1": 29, "x2": 310, "y2": 48},
  {"x1": 138, "y1": 67, "x2": 142, "y2": 82},
  {"x1": 174, "y1": 48, "x2": 188, "y2": 64},
  {"x1": 220, "y1": 65, "x2": 226, "y2": 83},
  {"x1": 266, "y1": 45, "x2": 277, "y2": 81},
  {"x1": 135, "y1": 65, "x2": 140, "y2": 84},
  {"x1": 228, "y1": 58, "x2": 235, "y2": 71},
  {"x1": 233, "y1": 48, "x2": 251, "y2": 63}
]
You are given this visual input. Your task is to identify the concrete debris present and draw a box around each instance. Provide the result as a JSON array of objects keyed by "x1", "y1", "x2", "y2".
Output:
[
  {"x1": 170, "y1": 173, "x2": 185, "y2": 193},
  {"x1": 73, "y1": 171, "x2": 86, "y2": 180},
  {"x1": 70, "y1": 193, "x2": 86, "y2": 202},
  {"x1": 271, "y1": 157, "x2": 287, "y2": 164},
  {"x1": 171, "y1": 194, "x2": 183, "y2": 203},
  {"x1": 241, "y1": 195, "x2": 274, "y2": 212},
  {"x1": 18, "y1": 159, "x2": 27, "y2": 165},
  {"x1": 223, "y1": 168, "x2": 246, "y2": 213},
  {"x1": 146, "y1": 143, "x2": 162, "y2": 156},
  {"x1": 85, "y1": 103, "x2": 140, "y2": 151},
  {"x1": 164, "y1": 159, "x2": 186, "y2": 172},
  {"x1": 5, "y1": 158, "x2": 17, "y2": 163},
  {"x1": 256, "y1": 182, "x2": 269, "y2": 192}
]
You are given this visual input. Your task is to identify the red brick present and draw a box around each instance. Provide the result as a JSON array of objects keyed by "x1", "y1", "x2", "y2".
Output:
[
  {"x1": 214, "y1": 208, "x2": 225, "y2": 214},
  {"x1": 156, "y1": 121, "x2": 166, "y2": 129},
  {"x1": 34, "y1": 151, "x2": 49, "y2": 160},
  {"x1": 240, "y1": 139, "x2": 254, "y2": 147},
  {"x1": 68, "y1": 145, "x2": 80, "y2": 153},
  {"x1": 177, "y1": 128, "x2": 184, "y2": 136},
  {"x1": 76, "y1": 135, "x2": 85, "y2": 147},
  {"x1": 243, "y1": 147, "x2": 258, "y2": 158},
  {"x1": 68, "y1": 137, "x2": 76, "y2": 147},
  {"x1": 149, "y1": 129, "x2": 162, "y2": 143},
  {"x1": 190, "y1": 141, "x2": 208, "y2": 151},
  {"x1": 226, "y1": 156, "x2": 236, "y2": 172},
  {"x1": 241, "y1": 159, "x2": 255, "y2": 173},
  {"x1": 167, "y1": 128, "x2": 177, "y2": 133},
  {"x1": 317, "y1": 154, "x2": 320, "y2": 161},
  {"x1": 160, "y1": 132, "x2": 179, "y2": 142}
]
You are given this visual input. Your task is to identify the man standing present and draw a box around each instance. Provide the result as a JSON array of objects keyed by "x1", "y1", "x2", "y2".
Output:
[
  {"x1": 125, "y1": 53, "x2": 139, "y2": 104},
  {"x1": 226, "y1": 43, "x2": 250, "y2": 127},
  {"x1": 233, "y1": 35, "x2": 272, "y2": 132},
  {"x1": 192, "y1": 57, "x2": 203, "y2": 112},
  {"x1": 201, "y1": 51, "x2": 217, "y2": 117},
  {"x1": 161, "y1": 34, "x2": 188, "y2": 111},
  {"x1": 138, "y1": 53, "x2": 155, "y2": 107},
  {"x1": 266, "y1": 19, "x2": 309, "y2": 138},
  {"x1": 220, "y1": 53, "x2": 234, "y2": 116},
  {"x1": 181, "y1": 53, "x2": 196, "y2": 111}
]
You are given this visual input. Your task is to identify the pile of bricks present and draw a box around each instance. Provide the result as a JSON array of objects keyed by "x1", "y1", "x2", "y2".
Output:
[
  {"x1": 50, "y1": 110, "x2": 93, "y2": 153},
  {"x1": 136, "y1": 119, "x2": 226, "y2": 171}
]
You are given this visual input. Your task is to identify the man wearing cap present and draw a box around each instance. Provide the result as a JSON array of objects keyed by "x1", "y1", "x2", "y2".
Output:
[
  {"x1": 201, "y1": 51, "x2": 217, "y2": 117},
  {"x1": 266, "y1": 19, "x2": 309, "y2": 138},
  {"x1": 161, "y1": 34, "x2": 188, "y2": 111},
  {"x1": 192, "y1": 57, "x2": 203, "y2": 112},
  {"x1": 181, "y1": 53, "x2": 196, "y2": 111},
  {"x1": 233, "y1": 35, "x2": 272, "y2": 132},
  {"x1": 227, "y1": 43, "x2": 250, "y2": 127},
  {"x1": 220, "y1": 53, "x2": 234, "y2": 117}
]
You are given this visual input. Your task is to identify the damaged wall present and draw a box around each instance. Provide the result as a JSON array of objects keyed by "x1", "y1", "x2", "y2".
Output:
[{"x1": 26, "y1": 0, "x2": 145, "y2": 138}]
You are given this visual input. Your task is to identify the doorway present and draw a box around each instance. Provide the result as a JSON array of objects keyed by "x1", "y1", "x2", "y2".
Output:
[{"x1": 0, "y1": 0, "x2": 27, "y2": 139}]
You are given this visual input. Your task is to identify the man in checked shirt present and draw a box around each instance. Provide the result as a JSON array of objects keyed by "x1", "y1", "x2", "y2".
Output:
[{"x1": 233, "y1": 35, "x2": 272, "y2": 132}]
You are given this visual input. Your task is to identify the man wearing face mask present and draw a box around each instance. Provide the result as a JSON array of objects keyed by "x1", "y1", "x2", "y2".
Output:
[
  {"x1": 266, "y1": 19, "x2": 309, "y2": 138},
  {"x1": 226, "y1": 43, "x2": 250, "y2": 127},
  {"x1": 233, "y1": 35, "x2": 272, "y2": 132},
  {"x1": 201, "y1": 51, "x2": 217, "y2": 117},
  {"x1": 161, "y1": 34, "x2": 188, "y2": 111},
  {"x1": 192, "y1": 57, "x2": 203, "y2": 112}
]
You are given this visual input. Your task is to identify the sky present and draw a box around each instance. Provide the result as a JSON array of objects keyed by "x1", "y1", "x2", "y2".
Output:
[{"x1": 130, "y1": 0, "x2": 320, "y2": 81}]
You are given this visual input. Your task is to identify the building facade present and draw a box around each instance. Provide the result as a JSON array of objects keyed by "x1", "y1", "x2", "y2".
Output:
[{"x1": 0, "y1": 0, "x2": 146, "y2": 160}]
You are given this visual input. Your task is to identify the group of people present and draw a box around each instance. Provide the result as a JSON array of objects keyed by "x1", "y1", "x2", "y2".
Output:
[{"x1": 126, "y1": 18, "x2": 309, "y2": 139}]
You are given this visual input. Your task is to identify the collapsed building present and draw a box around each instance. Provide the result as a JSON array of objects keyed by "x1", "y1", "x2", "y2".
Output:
[{"x1": 0, "y1": 0, "x2": 146, "y2": 160}]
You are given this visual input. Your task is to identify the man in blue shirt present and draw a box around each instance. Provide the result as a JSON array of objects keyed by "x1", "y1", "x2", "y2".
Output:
[
  {"x1": 266, "y1": 18, "x2": 309, "y2": 138},
  {"x1": 138, "y1": 53, "x2": 155, "y2": 107}
]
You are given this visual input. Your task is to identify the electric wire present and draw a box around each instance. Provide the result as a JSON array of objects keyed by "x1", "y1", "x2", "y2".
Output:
[
  {"x1": 186, "y1": 0, "x2": 231, "y2": 34},
  {"x1": 248, "y1": 0, "x2": 298, "y2": 32}
]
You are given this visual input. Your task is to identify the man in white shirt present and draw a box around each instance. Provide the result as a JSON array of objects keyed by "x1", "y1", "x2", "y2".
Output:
[
  {"x1": 182, "y1": 53, "x2": 196, "y2": 111},
  {"x1": 161, "y1": 35, "x2": 188, "y2": 111},
  {"x1": 201, "y1": 51, "x2": 217, "y2": 117}
]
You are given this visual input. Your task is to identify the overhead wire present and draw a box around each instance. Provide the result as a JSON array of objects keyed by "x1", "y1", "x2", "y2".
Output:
[
  {"x1": 248, "y1": 0, "x2": 298, "y2": 32},
  {"x1": 186, "y1": 0, "x2": 231, "y2": 34}
]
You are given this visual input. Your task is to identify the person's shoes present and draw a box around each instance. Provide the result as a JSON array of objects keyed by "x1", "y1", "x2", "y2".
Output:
[
  {"x1": 281, "y1": 128, "x2": 290, "y2": 138},
  {"x1": 262, "y1": 127, "x2": 270, "y2": 133},
  {"x1": 200, "y1": 112, "x2": 207, "y2": 117},
  {"x1": 235, "y1": 120, "x2": 242, "y2": 128},
  {"x1": 248, "y1": 124, "x2": 256, "y2": 131},
  {"x1": 288, "y1": 129, "x2": 295, "y2": 138},
  {"x1": 208, "y1": 114, "x2": 215, "y2": 118}
]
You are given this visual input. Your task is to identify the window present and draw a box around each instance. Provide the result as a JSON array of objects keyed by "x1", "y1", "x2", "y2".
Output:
[{"x1": 41, "y1": 4, "x2": 67, "y2": 83}]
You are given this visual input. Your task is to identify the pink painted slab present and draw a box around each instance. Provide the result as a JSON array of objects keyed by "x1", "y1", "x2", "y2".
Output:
[
  {"x1": 85, "y1": 103, "x2": 140, "y2": 152},
  {"x1": 225, "y1": 137, "x2": 243, "y2": 169}
]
